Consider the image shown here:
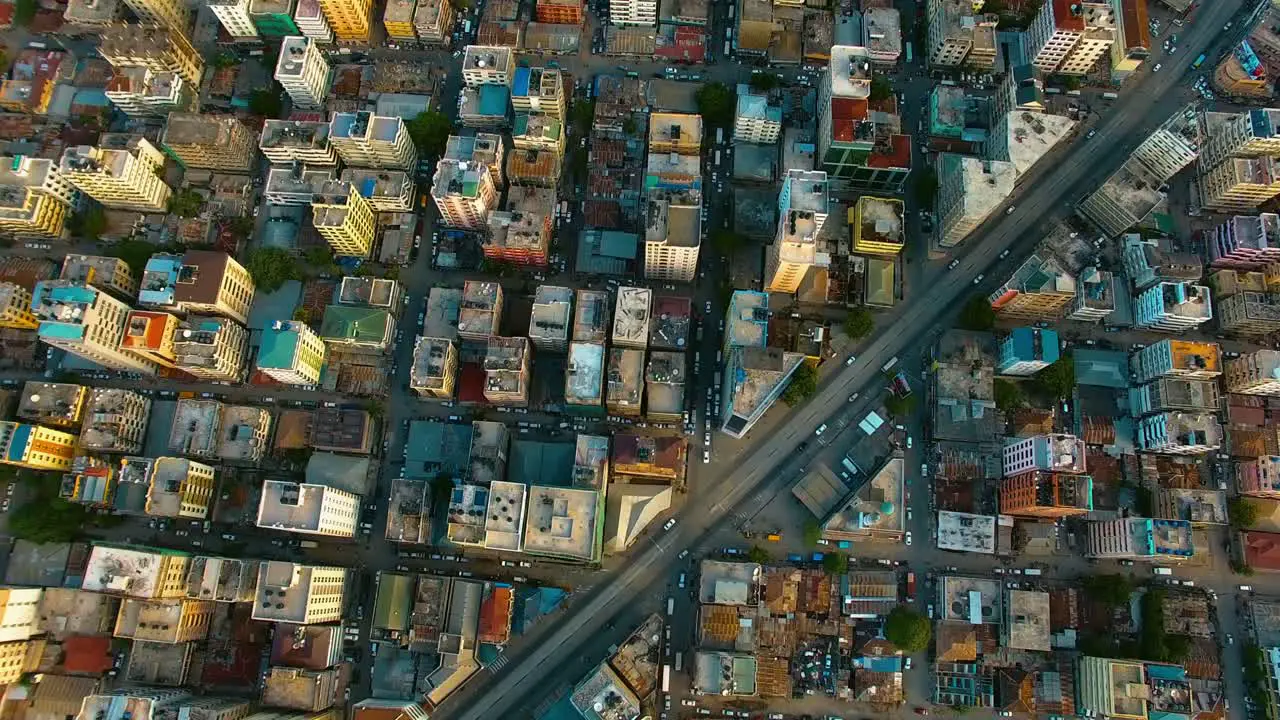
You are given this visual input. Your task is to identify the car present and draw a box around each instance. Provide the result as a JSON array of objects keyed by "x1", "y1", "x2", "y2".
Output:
[
  {"x1": 500, "y1": 560, "x2": 515, "y2": 567},
  {"x1": 221, "y1": 534, "x2": 236, "y2": 541},
  {"x1": 1228, "y1": 634, "x2": 1235, "y2": 645},
  {"x1": 1005, "y1": 205, "x2": 1016, "y2": 215},
  {"x1": 1225, "y1": 21, "x2": 1233, "y2": 30},
  {"x1": 1153, "y1": 63, "x2": 1162, "y2": 72},
  {"x1": 907, "y1": 436, "x2": 913, "y2": 448},
  {"x1": 999, "y1": 249, "x2": 1010, "y2": 259},
  {"x1": 815, "y1": 424, "x2": 827, "y2": 435},
  {"x1": 845, "y1": 354, "x2": 857, "y2": 366},
  {"x1": 905, "y1": 657, "x2": 913, "y2": 670},
  {"x1": 682, "y1": 701, "x2": 697, "y2": 708},
  {"x1": 905, "y1": 531, "x2": 912, "y2": 546},
  {"x1": 703, "y1": 450, "x2": 710, "y2": 464},
  {"x1": 663, "y1": 518, "x2": 677, "y2": 531},
  {"x1": 704, "y1": 432, "x2": 711, "y2": 445},
  {"x1": 848, "y1": 392, "x2": 860, "y2": 403},
  {"x1": 947, "y1": 258, "x2": 960, "y2": 270}
]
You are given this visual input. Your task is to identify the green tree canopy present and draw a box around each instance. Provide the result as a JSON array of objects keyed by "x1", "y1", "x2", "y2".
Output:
[
  {"x1": 105, "y1": 239, "x2": 162, "y2": 276},
  {"x1": 884, "y1": 606, "x2": 931, "y2": 653},
  {"x1": 14, "y1": 0, "x2": 35, "y2": 26},
  {"x1": 748, "y1": 72, "x2": 780, "y2": 92},
  {"x1": 870, "y1": 75, "x2": 892, "y2": 102},
  {"x1": 822, "y1": 551, "x2": 847, "y2": 574},
  {"x1": 430, "y1": 473, "x2": 455, "y2": 510},
  {"x1": 884, "y1": 392, "x2": 917, "y2": 419},
  {"x1": 1082, "y1": 573, "x2": 1132, "y2": 607},
  {"x1": 248, "y1": 89, "x2": 283, "y2": 119},
  {"x1": 1032, "y1": 355, "x2": 1076, "y2": 400},
  {"x1": 167, "y1": 189, "x2": 204, "y2": 218},
  {"x1": 957, "y1": 295, "x2": 995, "y2": 331},
  {"x1": 8, "y1": 499, "x2": 88, "y2": 543},
  {"x1": 695, "y1": 82, "x2": 735, "y2": 129},
  {"x1": 803, "y1": 519, "x2": 822, "y2": 547},
  {"x1": 245, "y1": 248, "x2": 302, "y2": 293},
  {"x1": 747, "y1": 545, "x2": 772, "y2": 564},
  {"x1": 844, "y1": 307, "x2": 874, "y2": 340},
  {"x1": 571, "y1": 100, "x2": 596, "y2": 135},
  {"x1": 993, "y1": 379, "x2": 1026, "y2": 413},
  {"x1": 406, "y1": 111, "x2": 455, "y2": 158},
  {"x1": 1232, "y1": 497, "x2": 1262, "y2": 529},
  {"x1": 914, "y1": 167, "x2": 939, "y2": 210},
  {"x1": 781, "y1": 362, "x2": 819, "y2": 405},
  {"x1": 67, "y1": 206, "x2": 107, "y2": 241},
  {"x1": 711, "y1": 229, "x2": 744, "y2": 257}
]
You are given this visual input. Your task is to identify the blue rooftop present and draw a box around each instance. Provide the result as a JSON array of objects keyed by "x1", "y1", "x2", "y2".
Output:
[
  {"x1": 478, "y1": 85, "x2": 510, "y2": 116},
  {"x1": 6, "y1": 424, "x2": 31, "y2": 462},
  {"x1": 512, "y1": 66, "x2": 532, "y2": 97},
  {"x1": 139, "y1": 255, "x2": 182, "y2": 306}
]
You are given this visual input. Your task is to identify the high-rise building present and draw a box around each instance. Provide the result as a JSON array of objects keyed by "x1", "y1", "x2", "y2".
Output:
[
  {"x1": 31, "y1": 282, "x2": 159, "y2": 374},
  {"x1": 1237, "y1": 455, "x2": 1280, "y2": 498},
  {"x1": 317, "y1": 0, "x2": 372, "y2": 40},
  {"x1": 173, "y1": 316, "x2": 248, "y2": 381},
  {"x1": 1136, "y1": 411, "x2": 1222, "y2": 454},
  {"x1": 80, "y1": 388, "x2": 152, "y2": 454},
  {"x1": 612, "y1": 287, "x2": 651, "y2": 350},
  {"x1": 936, "y1": 154, "x2": 1016, "y2": 248},
  {"x1": 608, "y1": 0, "x2": 655, "y2": 25},
  {"x1": 1208, "y1": 213, "x2": 1280, "y2": 268},
  {"x1": 382, "y1": 0, "x2": 417, "y2": 40},
  {"x1": 114, "y1": 597, "x2": 214, "y2": 643},
  {"x1": 1196, "y1": 155, "x2": 1280, "y2": 213},
  {"x1": 257, "y1": 480, "x2": 359, "y2": 537},
  {"x1": 512, "y1": 114, "x2": 564, "y2": 156},
  {"x1": 1213, "y1": 41, "x2": 1270, "y2": 100},
  {"x1": 311, "y1": 180, "x2": 376, "y2": 258},
  {"x1": 1000, "y1": 471, "x2": 1093, "y2": 518},
  {"x1": 166, "y1": 251, "x2": 255, "y2": 325},
  {"x1": 0, "y1": 156, "x2": 75, "y2": 239},
  {"x1": 988, "y1": 253, "x2": 1077, "y2": 321},
  {"x1": 328, "y1": 112, "x2": 416, "y2": 170},
  {"x1": 1130, "y1": 339, "x2": 1221, "y2": 384},
  {"x1": 643, "y1": 190, "x2": 701, "y2": 283},
  {"x1": 0, "y1": 283, "x2": 37, "y2": 329},
  {"x1": 1128, "y1": 376, "x2": 1220, "y2": 416},
  {"x1": 146, "y1": 457, "x2": 216, "y2": 518},
  {"x1": 161, "y1": 114, "x2": 256, "y2": 172},
  {"x1": 462, "y1": 45, "x2": 516, "y2": 87},
  {"x1": 1216, "y1": 289, "x2": 1280, "y2": 337},
  {"x1": 720, "y1": 291, "x2": 804, "y2": 438},
  {"x1": 294, "y1": 0, "x2": 334, "y2": 41},
  {"x1": 82, "y1": 545, "x2": 192, "y2": 599},
  {"x1": 535, "y1": 0, "x2": 581, "y2": 23},
  {"x1": 1025, "y1": 0, "x2": 1115, "y2": 75},
  {"x1": 996, "y1": 327, "x2": 1059, "y2": 376},
  {"x1": 734, "y1": 89, "x2": 782, "y2": 144},
  {"x1": 0, "y1": 588, "x2": 41, "y2": 642},
  {"x1": 1134, "y1": 281, "x2": 1213, "y2": 333},
  {"x1": 105, "y1": 68, "x2": 197, "y2": 118},
  {"x1": 76, "y1": 690, "x2": 198, "y2": 720},
  {"x1": 250, "y1": 0, "x2": 302, "y2": 34},
  {"x1": 257, "y1": 320, "x2": 327, "y2": 386},
  {"x1": 338, "y1": 168, "x2": 413, "y2": 212},
  {"x1": 118, "y1": 0, "x2": 190, "y2": 32},
  {"x1": 99, "y1": 24, "x2": 202, "y2": 88},
  {"x1": 61, "y1": 254, "x2": 139, "y2": 301},
  {"x1": 1199, "y1": 109, "x2": 1280, "y2": 171},
  {"x1": 925, "y1": 0, "x2": 998, "y2": 67},
  {"x1": 209, "y1": 0, "x2": 259, "y2": 38},
  {"x1": 1002, "y1": 434, "x2": 1086, "y2": 478},
  {"x1": 817, "y1": 46, "x2": 912, "y2": 192},
  {"x1": 1225, "y1": 349, "x2": 1280, "y2": 396},
  {"x1": 250, "y1": 561, "x2": 347, "y2": 624},
  {"x1": 259, "y1": 120, "x2": 338, "y2": 167},
  {"x1": 459, "y1": 280, "x2": 503, "y2": 342},
  {"x1": 765, "y1": 170, "x2": 828, "y2": 294},
  {"x1": 510, "y1": 66, "x2": 565, "y2": 120},
  {"x1": 409, "y1": 336, "x2": 458, "y2": 398},
  {"x1": 412, "y1": 0, "x2": 452, "y2": 43},
  {"x1": 275, "y1": 37, "x2": 330, "y2": 110},
  {"x1": 483, "y1": 336, "x2": 531, "y2": 406},
  {"x1": 851, "y1": 196, "x2": 905, "y2": 256},
  {"x1": 485, "y1": 186, "x2": 554, "y2": 266},
  {"x1": 648, "y1": 113, "x2": 702, "y2": 155},
  {"x1": 122, "y1": 310, "x2": 180, "y2": 369},
  {"x1": 18, "y1": 381, "x2": 88, "y2": 429},
  {"x1": 0, "y1": 422, "x2": 76, "y2": 470},
  {"x1": 59, "y1": 137, "x2": 172, "y2": 212},
  {"x1": 528, "y1": 286, "x2": 572, "y2": 351},
  {"x1": 431, "y1": 159, "x2": 499, "y2": 229},
  {"x1": 264, "y1": 166, "x2": 335, "y2": 206}
]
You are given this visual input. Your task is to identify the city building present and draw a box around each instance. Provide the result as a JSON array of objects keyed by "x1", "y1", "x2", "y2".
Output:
[
  {"x1": 318, "y1": 305, "x2": 394, "y2": 351},
  {"x1": 851, "y1": 195, "x2": 904, "y2": 256},
  {"x1": 936, "y1": 154, "x2": 1016, "y2": 248},
  {"x1": 1129, "y1": 376, "x2": 1220, "y2": 416},
  {"x1": 257, "y1": 480, "x2": 359, "y2": 538},
  {"x1": 59, "y1": 137, "x2": 172, "y2": 212},
  {"x1": 764, "y1": 170, "x2": 829, "y2": 294},
  {"x1": 1237, "y1": 455, "x2": 1280, "y2": 498},
  {"x1": 317, "y1": 0, "x2": 372, "y2": 40},
  {"x1": 512, "y1": 114, "x2": 565, "y2": 156},
  {"x1": 997, "y1": 327, "x2": 1059, "y2": 376},
  {"x1": 483, "y1": 336, "x2": 531, "y2": 406},
  {"x1": 485, "y1": 186, "x2": 554, "y2": 266},
  {"x1": 1225, "y1": 349, "x2": 1280, "y2": 395},
  {"x1": 1025, "y1": 0, "x2": 1116, "y2": 76},
  {"x1": 209, "y1": 0, "x2": 258, "y2": 38},
  {"x1": 988, "y1": 254, "x2": 1077, "y2": 322},
  {"x1": 734, "y1": 89, "x2": 782, "y2": 144},
  {"x1": 146, "y1": 457, "x2": 216, "y2": 518},
  {"x1": 31, "y1": 282, "x2": 158, "y2": 374},
  {"x1": 1208, "y1": 213, "x2": 1280, "y2": 268},
  {"x1": 118, "y1": 311, "x2": 178, "y2": 371},
  {"x1": 294, "y1": 0, "x2": 335, "y2": 41},
  {"x1": 409, "y1": 336, "x2": 458, "y2": 399},
  {"x1": 17, "y1": 381, "x2": 87, "y2": 430},
  {"x1": 564, "y1": 342, "x2": 604, "y2": 408},
  {"x1": 535, "y1": 0, "x2": 581, "y2": 24},
  {"x1": 432, "y1": 159, "x2": 499, "y2": 230},
  {"x1": 925, "y1": 0, "x2": 998, "y2": 67},
  {"x1": 721, "y1": 291, "x2": 804, "y2": 438},
  {"x1": 275, "y1": 37, "x2": 330, "y2": 110},
  {"x1": 138, "y1": 254, "x2": 183, "y2": 312},
  {"x1": 1217, "y1": 289, "x2": 1280, "y2": 337},
  {"x1": 1085, "y1": 517, "x2": 1194, "y2": 561},
  {"x1": 606, "y1": 348, "x2": 644, "y2": 417},
  {"x1": 529, "y1": 285, "x2": 572, "y2": 351},
  {"x1": 645, "y1": 351, "x2": 686, "y2": 421},
  {"x1": 311, "y1": 180, "x2": 376, "y2": 258},
  {"x1": 114, "y1": 596, "x2": 213, "y2": 644},
  {"x1": 612, "y1": 287, "x2": 651, "y2": 350},
  {"x1": 1134, "y1": 281, "x2": 1213, "y2": 333},
  {"x1": 0, "y1": 156, "x2": 75, "y2": 240},
  {"x1": 609, "y1": 0, "x2": 656, "y2": 27},
  {"x1": 328, "y1": 112, "x2": 416, "y2": 170},
  {"x1": 510, "y1": 66, "x2": 565, "y2": 120},
  {"x1": 462, "y1": 46, "x2": 516, "y2": 87},
  {"x1": 1131, "y1": 339, "x2": 1221, "y2": 384},
  {"x1": 105, "y1": 68, "x2": 196, "y2": 118},
  {"x1": 172, "y1": 316, "x2": 248, "y2": 381},
  {"x1": 413, "y1": 0, "x2": 453, "y2": 43},
  {"x1": 1002, "y1": 434, "x2": 1086, "y2": 478},
  {"x1": 250, "y1": 561, "x2": 347, "y2": 624},
  {"x1": 0, "y1": 282, "x2": 35, "y2": 330},
  {"x1": 64, "y1": 0, "x2": 124, "y2": 26},
  {"x1": 257, "y1": 321, "x2": 327, "y2": 386},
  {"x1": 643, "y1": 190, "x2": 701, "y2": 283},
  {"x1": 80, "y1": 388, "x2": 151, "y2": 454},
  {"x1": 265, "y1": 166, "x2": 335, "y2": 207},
  {"x1": 61, "y1": 254, "x2": 138, "y2": 301},
  {"x1": 1075, "y1": 657, "x2": 1149, "y2": 719},
  {"x1": 382, "y1": 0, "x2": 416, "y2": 39},
  {"x1": 114, "y1": 0, "x2": 190, "y2": 38},
  {"x1": 1199, "y1": 108, "x2": 1280, "y2": 171},
  {"x1": 445, "y1": 133, "x2": 506, "y2": 188},
  {"x1": 82, "y1": 545, "x2": 191, "y2": 599},
  {"x1": 99, "y1": 25, "x2": 202, "y2": 88},
  {"x1": 260, "y1": 120, "x2": 337, "y2": 167},
  {"x1": 216, "y1": 405, "x2": 271, "y2": 462},
  {"x1": 169, "y1": 399, "x2": 221, "y2": 459},
  {"x1": 459, "y1": 280, "x2": 503, "y2": 342},
  {"x1": 171, "y1": 251, "x2": 254, "y2": 325},
  {"x1": 338, "y1": 169, "x2": 413, "y2": 213},
  {"x1": 1001, "y1": 471, "x2": 1093, "y2": 518},
  {"x1": 1067, "y1": 266, "x2": 1118, "y2": 322},
  {"x1": 161, "y1": 114, "x2": 256, "y2": 173},
  {"x1": 1197, "y1": 155, "x2": 1280, "y2": 213},
  {"x1": 649, "y1": 113, "x2": 703, "y2": 156},
  {"x1": 1136, "y1": 411, "x2": 1222, "y2": 454}
]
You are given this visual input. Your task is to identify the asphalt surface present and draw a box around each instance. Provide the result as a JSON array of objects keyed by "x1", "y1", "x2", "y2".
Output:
[{"x1": 437, "y1": 0, "x2": 1252, "y2": 717}]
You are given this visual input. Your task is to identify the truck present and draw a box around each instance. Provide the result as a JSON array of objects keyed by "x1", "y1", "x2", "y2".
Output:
[
  {"x1": 881, "y1": 356, "x2": 899, "y2": 374},
  {"x1": 666, "y1": 597, "x2": 675, "y2": 615},
  {"x1": 662, "y1": 665, "x2": 671, "y2": 692},
  {"x1": 842, "y1": 457, "x2": 860, "y2": 476},
  {"x1": 715, "y1": 150, "x2": 721, "y2": 165},
  {"x1": 299, "y1": 540, "x2": 319, "y2": 549},
  {"x1": 906, "y1": 572, "x2": 916, "y2": 599},
  {"x1": 1191, "y1": 53, "x2": 1206, "y2": 69},
  {"x1": 724, "y1": 40, "x2": 730, "y2": 57},
  {"x1": 1024, "y1": 568, "x2": 1042, "y2": 576},
  {"x1": 674, "y1": 652, "x2": 683, "y2": 671},
  {"x1": 1153, "y1": 567, "x2": 1173, "y2": 576},
  {"x1": 715, "y1": 127, "x2": 724, "y2": 145}
]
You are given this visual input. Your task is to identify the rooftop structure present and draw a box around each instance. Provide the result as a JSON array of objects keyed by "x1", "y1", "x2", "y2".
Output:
[
  {"x1": 257, "y1": 481, "x2": 359, "y2": 537},
  {"x1": 18, "y1": 381, "x2": 87, "y2": 429},
  {"x1": 565, "y1": 342, "x2": 605, "y2": 406},
  {"x1": 936, "y1": 510, "x2": 997, "y2": 554},
  {"x1": 612, "y1": 287, "x2": 652, "y2": 349},
  {"x1": 168, "y1": 400, "x2": 221, "y2": 458},
  {"x1": 250, "y1": 561, "x2": 347, "y2": 624},
  {"x1": 522, "y1": 484, "x2": 602, "y2": 562},
  {"x1": 574, "y1": 290, "x2": 611, "y2": 343},
  {"x1": 459, "y1": 280, "x2": 503, "y2": 341},
  {"x1": 81, "y1": 545, "x2": 189, "y2": 599},
  {"x1": 259, "y1": 120, "x2": 337, "y2": 166}
]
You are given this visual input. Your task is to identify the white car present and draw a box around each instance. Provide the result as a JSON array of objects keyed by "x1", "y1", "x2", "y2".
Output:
[
  {"x1": 845, "y1": 354, "x2": 857, "y2": 366},
  {"x1": 1153, "y1": 63, "x2": 1162, "y2": 72},
  {"x1": 905, "y1": 531, "x2": 913, "y2": 546},
  {"x1": 663, "y1": 518, "x2": 676, "y2": 531},
  {"x1": 815, "y1": 424, "x2": 827, "y2": 435},
  {"x1": 702, "y1": 450, "x2": 710, "y2": 464}
]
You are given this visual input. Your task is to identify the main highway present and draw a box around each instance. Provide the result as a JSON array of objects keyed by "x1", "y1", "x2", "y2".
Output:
[{"x1": 435, "y1": 0, "x2": 1249, "y2": 716}]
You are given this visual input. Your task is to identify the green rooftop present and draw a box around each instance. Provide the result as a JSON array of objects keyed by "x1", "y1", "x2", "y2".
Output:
[
  {"x1": 319, "y1": 305, "x2": 393, "y2": 346},
  {"x1": 257, "y1": 324, "x2": 302, "y2": 369},
  {"x1": 372, "y1": 572, "x2": 413, "y2": 632}
]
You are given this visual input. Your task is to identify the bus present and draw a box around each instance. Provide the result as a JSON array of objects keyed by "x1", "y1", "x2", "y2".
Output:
[
  {"x1": 662, "y1": 665, "x2": 671, "y2": 693},
  {"x1": 841, "y1": 457, "x2": 860, "y2": 476},
  {"x1": 905, "y1": 42, "x2": 913, "y2": 64},
  {"x1": 1191, "y1": 53, "x2": 1206, "y2": 69}
]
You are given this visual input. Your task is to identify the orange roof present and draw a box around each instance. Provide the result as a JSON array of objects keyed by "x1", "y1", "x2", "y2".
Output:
[
  {"x1": 122, "y1": 311, "x2": 171, "y2": 351},
  {"x1": 1053, "y1": 0, "x2": 1085, "y2": 31},
  {"x1": 830, "y1": 97, "x2": 869, "y2": 142},
  {"x1": 1120, "y1": 0, "x2": 1149, "y2": 49},
  {"x1": 477, "y1": 586, "x2": 513, "y2": 644},
  {"x1": 62, "y1": 635, "x2": 112, "y2": 674},
  {"x1": 1244, "y1": 531, "x2": 1280, "y2": 571},
  {"x1": 867, "y1": 134, "x2": 911, "y2": 169}
]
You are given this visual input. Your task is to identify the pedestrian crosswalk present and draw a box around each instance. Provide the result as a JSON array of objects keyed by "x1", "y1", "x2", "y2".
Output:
[{"x1": 487, "y1": 653, "x2": 511, "y2": 672}]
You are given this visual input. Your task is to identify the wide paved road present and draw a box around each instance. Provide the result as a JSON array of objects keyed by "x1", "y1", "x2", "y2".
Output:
[{"x1": 435, "y1": 1, "x2": 1248, "y2": 717}]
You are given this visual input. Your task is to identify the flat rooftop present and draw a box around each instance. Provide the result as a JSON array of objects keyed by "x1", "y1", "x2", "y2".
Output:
[
  {"x1": 459, "y1": 280, "x2": 501, "y2": 337},
  {"x1": 726, "y1": 290, "x2": 769, "y2": 348},
  {"x1": 649, "y1": 295, "x2": 691, "y2": 350},
  {"x1": 607, "y1": 348, "x2": 645, "y2": 408},
  {"x1": 252, "y1": 561, "x2": 344, "y2": 623},
  {"x1": 168, "y1": 399, "x2": 221, "y2": 457},
  {"x1": 410, "y1": 336, "x2": 456, "y2": 392},
  {"x1": 82, "y1": 545, "x2": 183, "y2": 598},
  {"x1": 613, "y1": 287, "x2": 652, "y2": 345},
  {"x1": 425, "y1": 287, "x2": 462, "y2": 340},
  {"x1": 566, "y1": 342, "x2": 605, "y2": 405},
  {"x1": 530, "y1": 285, "x2": 573, "y2": 345},
  {"x1": 698, "y1": 559, "x2": 761, "y2": 605},
  {"x1": 1004, "y1": 111, "x2": 1076, "y2": 176},
  {"x1": 856, "y1": 196, "x2": 905, "y2": 248},
  {"x1": 257, "y1": 481, "x2": 348, "y2": 533},
  {"x1": 522, "y1": 484, "x2": 600, "y2": 561},
  {"x1": 936, "y1": 511, "x2": 997, "y2": 554},
  {"x1": 646, "y1": 351, "x2": 687, "y2": 415},
  {"x1": 574, "y1": 290, "x2": 611, "y2": 342},
  {"x1": 18, "y1": 381, "x2": 85, "y2": 426}
]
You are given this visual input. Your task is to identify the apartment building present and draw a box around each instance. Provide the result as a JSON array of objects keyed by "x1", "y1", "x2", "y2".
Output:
[
  {"x1": 431, "y1": 159, "x2": 499, "y2": 230},
  {"x1": 462, "y1": 45, "x2": 515, "y2": 87},
  {"x1": 1129, "y1": 376, "x2": 1220, "y2": 416},
  {"x1": 82, "y1": 545, "x2": 191, "y2": 599},
  {"x1": 1199, "y1": 108, "x2": 1280, "y2": 171},
  {"x1": 382, "y1": 0, "x2": 416, "y2": 39},
  {"x1": 61, "y1": 254, "x2": 138, "y2": 300},
  {"x1": 209, "y1": 0, "x2": 258, "y2": 38},
  {"x1": 311, "y1": 180, "x2": 376, "y2": 258},
  {"x1": 925, "y1": 0, "x2": 998, "y2": 67},
  {"x1": 1136, "y1": 411, "x2": 1222, "y2": 455},
  {"x1": 1217, "y1": 291, "x2": 1280, "y2": 336},
  {"x1": 851, "y1": 196, "x2": 905, "y2": 256},
  {"x1": 275, "y1": 37, "x2": 330, "y2": 110},
  {"x1": 118, "y1": 0, "x2": 190, "y2": 33},
  {"x1": 17, "y1": 381, "x2": 88, "y2": 429},
  {"x1": 483, "y1": 336, "x2": 531, "y2": 406},
  {"x1": 1002, "y1": 434, "x2": 1086, "y2": 478},
  {"x1": 121, "y1": 310, "x2": 180, "y2": 369},
  {"x1": 31, "y1": 281, "x2": 158, "y2": 374},
  {"x1": 765, "y1": 170, "x2": 828, "y2": 293},
  {"x1": 612, "y1": 287, "x2": 651, "y2": 350},
  {"x1": 0, "y1": 422, "x2": 76, "y2": 470},
  {"x1": 720, "y1": 291, "x2": 804, "y2": 438},
  {"x1": 511, "y1": 66, "x2": 565, "y2": 120},
  {"x1": 338, "y1": 169, "x2": 413, "y2": 212},
  {"x1": 1131, "y1": 339, "x2": 1221, "y2": 384},
  {"x1": 258, "y1": 481, "x2": 359, "y2": 537},
  {"x1": 146, "y1": 457, "x2": 216, "y2": 518},
  {"x1": 1000, "y1": 471, "x2": 1093, "y2": 518},
  {"x1": 59, "y1": 137, "x2": 172, "y2": 212},
  {"x1": 1025, "y1": 0, "x2": 1115, "y2": 75},
  {"x1": 328, "y1": 112, "x2": 416, "y2": 170},
  {"x1": 99, "y1": 24, "x2": 202, "y2": 88},
  {"x1": 260, "y1": 120, "x2": 337, "y2": 166},
  {"x1": 1225, "y1": 349, "x2": 1280, "y2": 395},
  {"x1": 317, "y1": 0, "x2": 372, "y2": 40},
  {"x1": 264, "y1": 166, "x2": 335, "y2": 206},
  {"x1": 294, "y1": 0, "x2": 335, "y2": 41},
  {"x1": 173, "y1": 316, "x2": 248, "y2": 381},
  {"x1": 250, "y1": 561, "x2": 347, "y2": 624},
  {"x1": 643, "y1": 190, "x2": 701, "y2": 283},
  {"x1": 257, "y1": 320, "x2": 327, "y2": 386},
  {"x1": 649, "y1": 113, "x2": 702, "y2": 156},
  {"x1": 1134, "y1": 281, "x2": 1212, "y2": 333},
  {"x1": 1238, "y1": 455, "x2": 1280, "y2": 498},
  {"x1": 816, "y1": 46, "x2": 912, "y2": 192},
  {"x1": 485, "y1": 186, "x2": 554, "y2": 266},
  {"x1": 1197, "y1": 155, "x2": 1280, "y2": 213},
  {"x1": 161, "y1": 114, "x2": 256, "y2": 173},
  {"x1": 114, "y1": 597, "x2": 213, "y2": 643},
  {"x1": 80, "y1": 387, "x2": 151, "y2": 454},
  {"x1": 105, "y1": 68, "x2": 197, "y2": 118},
  {"x1": 1085, "y1": 518, "x2": 1194, "y2": 561},
  {"x1": 1208, "y1": 213, "x2": 1280, "y2": 268},
  {"x1": 412, "y1": 0, "x2": 453, "y2": 43},
  {"x1": 0, "y1": 156, "x2": 75, "y2": 239},
  {"x1": 0, "y1": 283, "x2": 36, "y2": 329},
  {"x1": 167, "y1": 251, "x2": 254, "y2": 325},
  {"x1": 409, "y1": 336, "x2": 458, "y2": 399},
  {"x1": 0, "y1": 588, "x2": 40, "y2": 643},
  {"x1": 936, "y1": 154, "x2": 1016, "y2": 248},
  {"x1": 989, "y1": 254, "x2": 1077, "y2": 321},
  {"x1": 996, "y1": 327, "x2": 1059, "y2": 376},
  {"x1": 529, "y1": 285, "x2": 572, "y2": 351},
  {"x1": 458, "y1": 280, "x2": 503, "y2": 342},
  {"x1": 734, "y1": 90, "x2": 782, "y2": 144},
  {"x1": 609, "y1": 0, "x2": 656, "y2": 26}
]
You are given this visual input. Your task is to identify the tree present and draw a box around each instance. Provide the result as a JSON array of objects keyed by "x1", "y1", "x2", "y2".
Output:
[
  {"x1": 803, "y1": 519, "x2": 822, "y2": 547},
  {"x1": 364, "y1": 399, "x2": 385, "y2": 418},
  {"x1": 914, "y1": 167, "x2": 939, "y2": 210},
  {"x1": 622, "y1": 117, "x2": 638, "y2": 135},
  {"x1": 213, "y1": 53, "x2": 239, "y2": 69},
  {"x1": 957, "y1": 295, "x2": 995, "y2": 331},
  {"x1": 822, "y1": 551, "x2": 847, "y2": 574},
  {"x1": 1082, "y1": 573, "x2": 1132, "y2": 607},
  {"x1": 105, "y1": 239, "x2": 162, "y2": 276},
  {"x1": 747, "y1": 545, "x2": 772, "y2": 564},
  {"x1": 245, "y1": 248, "x2": 302, "y2": 293},
  {"x1": 870, "y1": 75, "x2": 892, "y2": 102},
  {"x1": 248, "y1": 89, "x2": 284, "y2": 119},
  {"x1": 14, "y1": 0, "x2": 35, "y2": 26},
  {"x1": 8, "y1": 499, "x2": 88, "y2": 543},
  {"x1": 1032, "y1": 355, "x2": 1076, "y2": 400},
  {"x1": 571, "y1": 100, "x2": 596, "y2": 135},
  {"x1": 292, "y1": 307, "x2": 312, "y2": 324},
  {"x1": 748, "y1": 73, "x2": 779, "y2": 92},
  {"x1": 993, "y1": 379, "x2": 1026, "y2": 413},
  {"x1": 67, "y1": 206, "x2": 107, "y2": 241},
  {"x1": 695, "y1": 82, "x2": 735, "y2": 130},
  {"x1": 884, "y1": 606, "x2": 931, "y2": 653},
  {"x1": 406, "y1": 111, "x2": 454, "y2": 158},
  {"x1": 430, "y1": 473, "x2": 455, "y2": 511},
  {"x1": 1232, "y1": 497, "x2": 1262, "y2": 529},
  {"x1": 781, "y1": 362, "x2": 819, "y2": 406},
  {"x1": 843, "y1": 307, "x2": 874, "y2": 341},
  {"x1": 884, "y1": 392, "x2": 917, "y2": 419},
  {"x1": 711, "y1": 229, "x2": 744, "y2": 257},
  {"x1": 167, "y1": 189, "x2": 204, "y2": 218}
]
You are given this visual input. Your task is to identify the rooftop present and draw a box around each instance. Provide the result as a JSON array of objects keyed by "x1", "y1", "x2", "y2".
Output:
[
  {"x1": 823, "y1": 457, "x2": 906, "y2": 537},
  {"x1": 459, "y1": 280, "x2": 501, "y2": 337},
  {"x1": 570, "y1": 663, "x2": 641, "y2": 720},
  {"x1": 829, "y1": 45, "x2": 872, "y2": 99},
  {"x1": 726, "y1": 290, "x2": 769, "y2": 348},
  {"x1": 936, "y1": 510, "x2": 998, "y2": 554},
  {"x1": 613, "y1": 287, "x2": 652, "y2": 345},
  {"x1": 257, "y1": 481, "x2": 349, "y2": 533},
  {"x1": 1005, "y1": 589, "x2": 1051, "y2": 651},
  {"x1": 854, "y1": 196, "x2": 904, "y2": 249},
  {"x1": 163, "y1": 114, "x2": 246, "y2": 148},
  {"x1": 252, "y1": 561, "x2": 344, "y2": 623},
  {"x1": 410, "y1": 336, "x2": 456, "y2": 392},
  {"x1": 529, "y1": 285, "x2": 573, "y2": 345},
  {"x1": 697, "y1": 559, "x2": 761, "y2": 605},
  {"x1": 649, "y1": 295, "x2": 691, "y2": 350},
  {"x1": 423, "y1": 288, "x2": 463, "y2": 342},
  {"x1": 462, "y1": 45, "x2": 513, "y2": 74},
  {"x1": 261, "y1": 120, "x2": 330, "y2": 152},
  {"x1": 566, "y1": 342, "x2": 605, "y2": 405},
  {"x1": 574, "y1": 289, "x2": 611, "y2": 342},
  {"x1": 82, "y1": 545, "x2": 185, "y2": 598},
  {"x1": 1003, "y1": 111, "x2": 1076, "y2": 176},
  {"x1": 18, "y1": 381, "x2": 85, "y2": 427}
]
